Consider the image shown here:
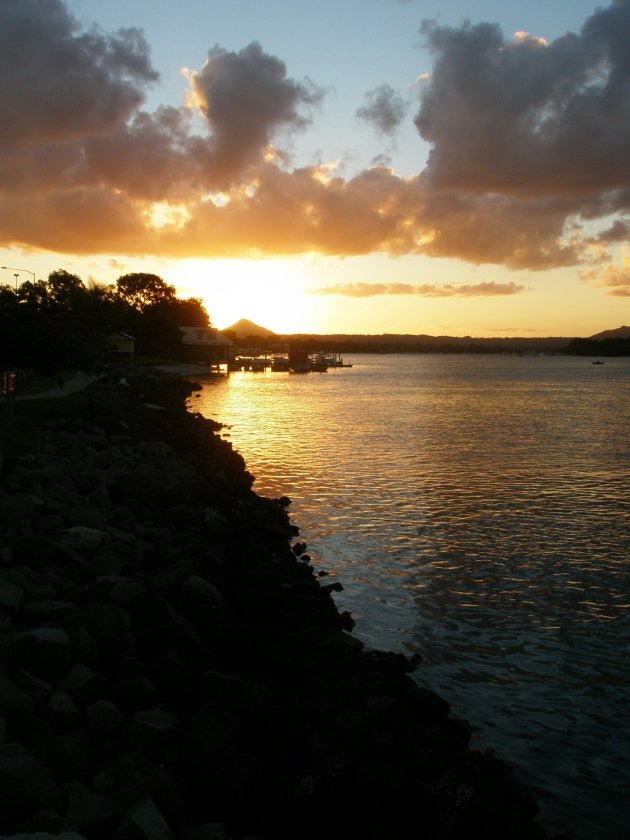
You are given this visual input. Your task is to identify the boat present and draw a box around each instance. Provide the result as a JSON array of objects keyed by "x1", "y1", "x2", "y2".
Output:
[
  {"x1": 325, "y1": 352, "x2": 352, "y2": 368},
  {"x1": 309, "y1": 352, "x2": 329, "y2": 372},
  {"x1": 288, "y1": 350, "x2": 311, "y2": 373},
  {"x1": 271, "y1": 354, "x2": 290, "y2": 371},
  {"x1": 592, "y1": 360, "x2": 605, "y2": 365}
]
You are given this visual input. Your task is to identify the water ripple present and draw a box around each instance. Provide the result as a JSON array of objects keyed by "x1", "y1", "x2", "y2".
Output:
[{"x1": 191, "y1": 355, "x2": 630, "y2": 840}]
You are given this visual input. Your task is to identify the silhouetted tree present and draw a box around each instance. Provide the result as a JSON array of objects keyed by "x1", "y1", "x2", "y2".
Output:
[
  {"x1": 170, "y1": 297, "x2": 211, "y2": 328},
  {"x1": 47, "y1": 269, "x2": 84, "y2": 306},
  {"x1": 0, "y1": 268, "x2": 216, "y2": 373},
  {"x1": 116, "y1": 273, "x2": 177, "y2": 312}
]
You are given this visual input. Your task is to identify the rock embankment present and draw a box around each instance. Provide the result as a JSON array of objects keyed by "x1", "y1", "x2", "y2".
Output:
[{"x1": 0, "y1": 369, "x2": 556, "y2": 840}]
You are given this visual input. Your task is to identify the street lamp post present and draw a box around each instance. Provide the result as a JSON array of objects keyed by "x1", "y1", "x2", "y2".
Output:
[{"x1": 1, "y1": 266, "x2": 36, "y2": 290}]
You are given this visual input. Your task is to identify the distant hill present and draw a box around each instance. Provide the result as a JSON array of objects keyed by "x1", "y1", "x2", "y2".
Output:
[
  {"x1": 589, "y1": 326, "x2": 630, "y2": 340},
  {"x1": 223, "y1": 318, "x2": 277, "y2": 339}
]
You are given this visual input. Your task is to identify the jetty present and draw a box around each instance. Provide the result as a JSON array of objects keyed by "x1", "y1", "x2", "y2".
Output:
[{"x1": 226, "y1": 350, "x2": 352, "y2": 374}]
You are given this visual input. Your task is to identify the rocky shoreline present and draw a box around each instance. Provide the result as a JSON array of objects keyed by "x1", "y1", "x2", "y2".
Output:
[{"x1": 0, "y1": 368, "x2": 561, "y2": 839}]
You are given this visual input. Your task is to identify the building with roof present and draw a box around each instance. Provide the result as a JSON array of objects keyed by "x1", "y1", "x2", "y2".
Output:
[{"x1": 178, "y1": 327, "x2": 233, "y2": 365}]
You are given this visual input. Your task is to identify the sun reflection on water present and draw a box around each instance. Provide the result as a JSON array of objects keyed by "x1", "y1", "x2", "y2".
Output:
[{"x1": 191, "y1": 354, "x2": 630, "y2": 840}]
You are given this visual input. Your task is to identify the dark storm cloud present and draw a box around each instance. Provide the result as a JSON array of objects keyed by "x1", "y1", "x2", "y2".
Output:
[
  {"x1": 0, "y1": 0, "x2": 157, "y2": 149},
  {"x1": 356, "y1": 84, "x2": 409, "y2": 135},
  {"x1": 189, "y1": 42, "x2": 324, "y2": 186}
]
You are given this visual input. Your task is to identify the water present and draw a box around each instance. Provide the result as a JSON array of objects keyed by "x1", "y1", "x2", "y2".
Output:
[{"x1": 188, "y1": 354, "x2": 630, "y2": 840}]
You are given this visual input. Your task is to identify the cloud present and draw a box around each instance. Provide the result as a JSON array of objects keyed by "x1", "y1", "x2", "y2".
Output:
[
  {"x1": 594, "y1": 219, "x2": 630, "y2": 243},
  {"x1": 581, "y1": 262, "x2": 630, "y2": 295},
  {"x1": 310, "y1": 280, "x2": 525, "y2": 297},
  {"x1": 0, "y1": 0, "x2": 629, "y2": 279},
  {"x1": 0, "y1": 0, "x2": 157, "y2": 150},
  {"x1": 356, "y1": 84, "x2": 409, "y2": 136},
  {"x1": 415, "y1": 5, "x2": 630, "y2": 197},
  {"x1": 187, "y1": 42, "x2": 323, "y2": 186}
]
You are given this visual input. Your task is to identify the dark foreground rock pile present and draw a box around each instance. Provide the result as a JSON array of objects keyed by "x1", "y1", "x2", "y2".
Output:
[{"x1": 0, "y1": 369, "x2": 557, "y2": 840}]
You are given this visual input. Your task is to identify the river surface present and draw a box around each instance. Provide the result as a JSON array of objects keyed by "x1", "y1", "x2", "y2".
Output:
[{"x1": 188, "y1": 353, "x2": 630, "y2": 840}]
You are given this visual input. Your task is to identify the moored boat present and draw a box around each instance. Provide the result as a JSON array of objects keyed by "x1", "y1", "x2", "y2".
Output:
[
  {"x1": 309, "y1": 352, "x2": 329, "y2": 371},
  {"x1": 288, "y1": 350, "x2": 311, "y2": 372}
]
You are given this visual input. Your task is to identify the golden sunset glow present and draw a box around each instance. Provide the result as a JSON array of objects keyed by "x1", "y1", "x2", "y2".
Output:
[
  {"x1": 145, "y1": 202, "x2": 191, "y2": 231},
  {"x1": 169, "y1": 257, "x2": 321, "y2": 333},
  {"x1": 0, "y1": 0, "x2": 627, "y2": 338}
]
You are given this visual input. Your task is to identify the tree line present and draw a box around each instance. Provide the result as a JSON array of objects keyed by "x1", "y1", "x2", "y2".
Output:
[
  {"x1": 0, "y1": 271, "x2": 211, "y2": 375},
  {"x1": 565, "y1": 337, "x2": 630, "y2": 356}
]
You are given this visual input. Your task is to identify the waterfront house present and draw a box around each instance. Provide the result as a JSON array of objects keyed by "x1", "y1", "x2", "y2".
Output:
[{"x1": 178, "y1": 327, "x2": 233, "y2": 366}]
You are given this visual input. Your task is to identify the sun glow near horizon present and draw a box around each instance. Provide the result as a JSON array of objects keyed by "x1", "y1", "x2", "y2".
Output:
[
  {"x1": 162, "y1": 252, "x2": 623, "y2": 339},
  {"x1": 168, "y1": 257, "x2": 332, "y2": 334}
]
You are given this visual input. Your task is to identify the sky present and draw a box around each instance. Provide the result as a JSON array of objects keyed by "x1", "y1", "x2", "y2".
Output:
[{"x1": 1, "y1": 0, "x2": 629, "y2": 336}]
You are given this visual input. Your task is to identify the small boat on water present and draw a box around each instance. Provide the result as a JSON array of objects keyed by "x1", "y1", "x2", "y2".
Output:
[
  {"x1": 592, "y1": 360, "x2": 605, "y2": 365},
  {"x1": 310, "y1": 352, "x2": 352, "y2": 369},
  {"x1": 271, "y1": 354, "x2": 290, "y2": 371},
  {"x1": 288, "y1": 350, "x2": 311, "y2": 373},
  {"x1": 326, "y1": 353, "x2": 352, "y2": 368},
  {"x1": 310, "y1": 352, "x2": 329, "y2": 372}
]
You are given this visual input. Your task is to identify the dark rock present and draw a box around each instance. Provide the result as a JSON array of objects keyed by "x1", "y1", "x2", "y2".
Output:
[
  {"x1": 113, "y1": 796, "x2": 175, "y2": 840},
  {"x1": 7, "y1": 711, "x2": 93, "y2": 781},
  {"x1": 84, "y1": 602, "x2": 131, "y2": 643},
  {"x1": 35, "y1": 512, "x2": 67, "y2": 532},
  {"x1": 44, "y1": 690, "x2": 84, "y2": 732},
  {"x1": 10, "y1": 537, "x2": 59, "y2": 573},
  {"x1": 199, "y1": 670, "x2": 267, "y2": 719},
  {"x1": 58, "y1": 663, "x2": 108, "y2": 707},
  {"x1": 64, "y1": 780, "x2": 122, "y2": 833},
  {"x1": 85, "y1": 699, "x2": 125, "y2": 735},
  {"x1": 0, "y1": 678, "x2": 35, "y2": 715},
  {"x1": 0, "y1": 743, "x2": 64, "y2": 830},
  {"x1": 12, "y1": 667, "x2": 54, "y2": 707},
  {"x1": 0, "y1": 493, "x2": 39, "y2": 524},
  {"x1": 69, "y1": 626, "x2": 99, "y2": 667},
  {"x1": 0, "y1": 577, "x2": 24, "y2": 613},
  {"x1": 12, "y1": 628, "x2": 70, "y2": 682},
  {"x1": 67, "y1": 505, "x2": 109, "y2": 530},
  {"x1": 180, "y1": 575, "x2": 230, "y2": 641},
  {"x1": 113, "y1": 674, "x2": 158, "y2": 712},
  {"x1": 53, "y1": 525, "x2": 107, "y2": 556},
  {"x1": 20, "y1": 599, "x2": 83, "y2": 630},
  {"x1": 126, "y1": 709, "x2": 179, "y2": 763},
  {"x1": 93, "y1": 751, "x2": 184, "y2": 831}
]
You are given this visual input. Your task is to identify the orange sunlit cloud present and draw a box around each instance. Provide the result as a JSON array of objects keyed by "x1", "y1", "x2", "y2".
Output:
[
  {"x1": 0, "y1": 0, "x2": 629, "y2": 301},
  {"x1": 581, "y1": 261, "x2": 630, "y2": 296},
  {"x1": 310, "y1": 281, "x2": 526, "y2": 297}
]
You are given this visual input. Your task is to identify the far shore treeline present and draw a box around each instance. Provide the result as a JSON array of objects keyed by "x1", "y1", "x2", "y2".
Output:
[
  {"x1": 222, "y1": 328, "x2": 630, "y2": 357},
  {"x1": 2, "y1": 270, "x2": 629, "y2": 378}
]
